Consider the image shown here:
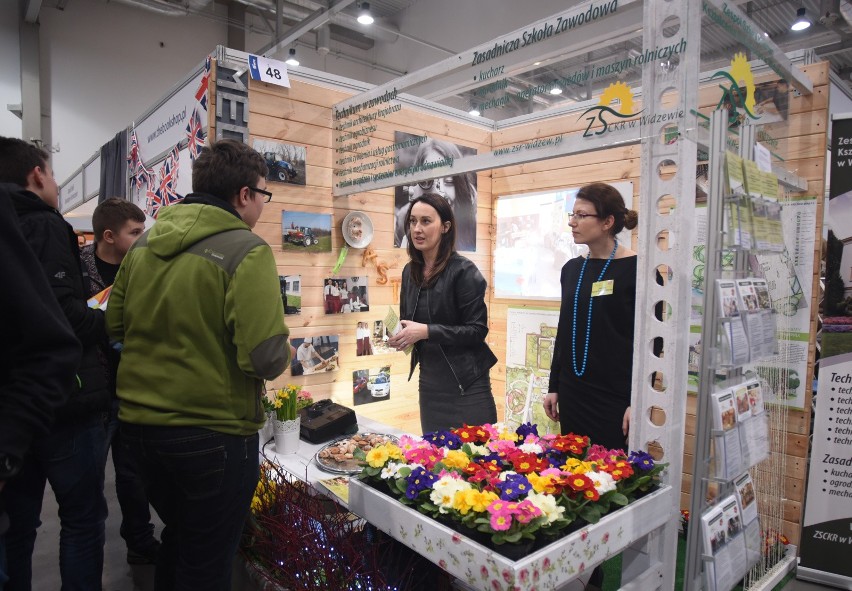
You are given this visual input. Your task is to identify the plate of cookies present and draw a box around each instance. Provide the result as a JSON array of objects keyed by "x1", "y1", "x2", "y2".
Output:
[{"x1": 313, "y1": 432, "x2": 399, "y2": 475}]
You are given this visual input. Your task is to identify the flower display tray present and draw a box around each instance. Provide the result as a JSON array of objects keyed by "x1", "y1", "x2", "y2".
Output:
[{"x1": 349, "y1": 478, "x2": 673, "y2": 591}]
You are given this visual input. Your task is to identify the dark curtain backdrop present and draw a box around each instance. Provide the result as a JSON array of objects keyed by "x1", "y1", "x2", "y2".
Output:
[{"x1": 99, "y1": 129, "x2": 127, "y2": 202}]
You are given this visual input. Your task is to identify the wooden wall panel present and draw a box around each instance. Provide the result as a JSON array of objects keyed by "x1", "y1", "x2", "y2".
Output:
[{"x1": 247, "y1": 78, "x2": 493, "y2": 436}]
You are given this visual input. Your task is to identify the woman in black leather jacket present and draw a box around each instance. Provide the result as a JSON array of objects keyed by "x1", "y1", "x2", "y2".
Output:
[{"x1": 388, "y1": 193, "x2": 497, "y2": 433}]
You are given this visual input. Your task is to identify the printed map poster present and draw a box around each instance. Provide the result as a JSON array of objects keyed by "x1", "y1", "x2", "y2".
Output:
[{"x1": 505, "y1": 306, "x2": 561, "y2": 434}]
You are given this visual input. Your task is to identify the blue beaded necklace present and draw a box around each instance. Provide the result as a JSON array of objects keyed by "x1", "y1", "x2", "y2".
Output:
[{"x1": 571, "y1": 238, "x2": 619, "y2": 377}]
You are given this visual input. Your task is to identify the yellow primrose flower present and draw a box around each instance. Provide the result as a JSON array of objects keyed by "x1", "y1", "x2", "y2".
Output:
[
  {"x1": 366, "y1": 446, "x2": 390, "y2": 468},
  {"x1": 528, "y1": 473, "x2": 558, "y2": 494},
  {"x1": 453, "y1": 489, "x2": 498, "y2": 514},
  {"x1": 442, "y1": 450, "x2": 471, "y2": 469},
  {"x1": 383, "y1": 443, "x2": 404, "y2": 461},
  {"x1": 563, "y1": 458, "x2": 594, "y2": 474},
  {"x1": 498, "y1": 429, "x2": 516, "y2": 441}
]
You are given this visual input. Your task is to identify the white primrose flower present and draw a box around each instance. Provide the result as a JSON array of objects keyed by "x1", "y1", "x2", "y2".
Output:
[
  {"x1": 589, "y1": 470, "x2": 617, "y2": 494},
  {"x1": 497, "y1": 470, "x2": 518, "y2": 482},
  {"x1": 429, "y1": 475, "x2": 472, "y2": 514},
  {"x1": 467, "y1": 443, "x2": 490, "y2": 456},
  {"x1": 526, "y1": 491, "x2": 565, "y2": 524},
  {"x1": 380, "y1": 462, "x2": 406, "y2": 479},
  {"x1": 518, "y1": 442, "x2": 544, "y2": 454}
]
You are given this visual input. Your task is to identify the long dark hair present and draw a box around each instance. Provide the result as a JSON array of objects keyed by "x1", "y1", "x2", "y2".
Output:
[
  {"x1": 576, "y1": 182, "x2": 638, "y2": 236},
  {"x1": 405, "y1": 192, "x2": 456, "y2": 287}
]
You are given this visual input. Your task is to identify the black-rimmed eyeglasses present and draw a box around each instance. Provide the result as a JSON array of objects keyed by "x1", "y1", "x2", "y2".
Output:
[
  {"x1": 249, "y1": 186, "x2": 273, "y2": 203},
  {"x1": 566, "y1": 211, "x2": 599, "y2": 221}
]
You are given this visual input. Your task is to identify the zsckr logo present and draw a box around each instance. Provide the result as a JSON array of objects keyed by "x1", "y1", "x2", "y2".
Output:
[
  {"x1": 580, "y1": 82, "x2": 641, "y2": 137},
  {"x1": 712, "y1": 53, "x2": 758, "y2": 127}
]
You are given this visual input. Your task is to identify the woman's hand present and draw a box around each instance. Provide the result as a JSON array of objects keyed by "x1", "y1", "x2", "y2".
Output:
[
  {"x1": 622, "y1": 406, "x2": 631, "y2": 436},
  {"x1": 543, "y1": 392, "x2": 559, "y2": 422},
  {"x1": 387, "y1": 320, "x2": 429, "y2": 351}
]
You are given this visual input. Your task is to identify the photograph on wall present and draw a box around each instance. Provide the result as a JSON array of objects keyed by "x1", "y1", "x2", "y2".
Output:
[
  {"x1": 323, "y1": 276, "x2": 369, "y2": 314},
  {"x1": 352, "y1": 366, "x2": 391, "y2": 406},
  {"x1": 252, "y1": 138, "x2": 306, "y2": 185},
  {"x1": 291, "y1": 336, "x2": 339, "y2": 376},
  {"x1": 281, "y1": 211, "x2": 332, "y2": 253},
  {"x1": 392, "y1": 132, "x2": 478, "y2": 252},
  {"x1": 369, "y1": 320, "x2": 394, "y2": 354},
  {"x1": 279, "y1": 274, "x2": 301, "y2": 315},
  {"x1": 494, "y1": 181, "x2": 633, "y2": 300},
  {"x1": 355, "y1": 322, "x2": 374, "y2": 356}
]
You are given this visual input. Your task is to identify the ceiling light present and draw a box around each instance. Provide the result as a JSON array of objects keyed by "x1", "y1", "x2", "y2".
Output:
[
  {"x1": 549, "y1": 85, "x2": 563, "y2": 95},
  {"x1": 468, "y1": 107, "x2": 481, "y2": 117},
  {"x1": 791, "y1": 7, "x2": 811, "y2": 31},
  {"x1": 357, "y1": 2, "x2": 374, "y2": 25},
  {"x1": 285, "y1": 48, "x2": 299, "y2": 66},
  {"x1": 534, "y1": 61, "x2": 541, "y2": 66}
]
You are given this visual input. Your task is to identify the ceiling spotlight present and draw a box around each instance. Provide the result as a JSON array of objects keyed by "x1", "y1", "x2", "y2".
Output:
[
  {"x1": 549, "y1": 85, "x2": 563, "y2": 95},
  {"x1": 469, "y1": 106, "x2": 481, "y2": 117},
  {"x1": 357, "y1": 2, "x2": 374, "y2": 25},
  {"x1": 791, "y1": 7, "x2": 811, "y2": 31},
  {"x1": 285, "y1": 48, "x2": 299, "y2": 66}
]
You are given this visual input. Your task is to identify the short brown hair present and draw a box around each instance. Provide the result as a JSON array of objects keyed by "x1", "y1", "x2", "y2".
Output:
[
  {"x1": 0, "y1": 137, "x2": 49, "y2": 187},
  {"x1": 191, "y1": 139, "x2": 268, "y2": 202},
  {"x1": 92, "y1": 197, "x2": 146, "y2": 242}
]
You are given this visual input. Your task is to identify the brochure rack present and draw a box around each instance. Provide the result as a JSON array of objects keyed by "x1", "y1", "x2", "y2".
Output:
[{"x1": 683, "y1": 111, "x2": 782, "y2": 591}]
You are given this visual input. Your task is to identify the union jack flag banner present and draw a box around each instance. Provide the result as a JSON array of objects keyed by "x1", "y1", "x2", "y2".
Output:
[
  {"x1": 185, "y1": 107, "x2": 204, "y2": 161},
  {"x1": 127, "y1": 128, "x2": 140, "y2": 168},
  {"x1": 145, "y1": 175, "x2": 163, "y2": 219},
  {"x1": 158, "y1": 147, "x2": 181, "y2": 207},
  {"x1": 128, "y1": 128, "x2": 154, "y2": 191},
  {"x1": 195, "y1": 56, "x2": 211, "y2": 111}
]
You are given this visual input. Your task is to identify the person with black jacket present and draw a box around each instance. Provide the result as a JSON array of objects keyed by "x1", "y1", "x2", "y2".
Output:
[
  {"x1": 0, "y1": 137, "x2": 110, "y2": 591},
  {"x1": 0, "y1": 191, "x2": 81, "y2": 590},
  {"x1": 389, "y1": 192, "x2": 498, "y2": 433},
  {"x1": 79, "y1": 197, "x2": 159, "y2": 565}
]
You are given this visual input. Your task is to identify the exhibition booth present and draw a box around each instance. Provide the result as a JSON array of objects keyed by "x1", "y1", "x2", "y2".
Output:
[{"x1": 56, "y1": 0, "x2": 841, "y2": 588}]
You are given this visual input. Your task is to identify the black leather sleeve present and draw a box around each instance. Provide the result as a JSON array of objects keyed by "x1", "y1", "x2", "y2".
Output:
[{"x1": 427, "y1": 259, "x2": 489, "y2": 346}]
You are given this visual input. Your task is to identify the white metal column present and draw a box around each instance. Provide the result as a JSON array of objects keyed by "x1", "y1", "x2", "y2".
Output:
[{"x1": 624, "y1": 0, "x2": 701, "y2": 587}]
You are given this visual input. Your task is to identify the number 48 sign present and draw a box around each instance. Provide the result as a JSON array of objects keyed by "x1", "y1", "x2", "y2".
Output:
[{"x1": 248, "y1": 54, "x2": 291, "y2": 88}]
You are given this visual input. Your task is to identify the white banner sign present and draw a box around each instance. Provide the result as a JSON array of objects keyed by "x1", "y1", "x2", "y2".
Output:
[
  {"x1": 135, "y1": 71, "x2": 206, "y2": 164},
  {"x1": 248, "y1": 54, "x2": 291, "y2": 88}
]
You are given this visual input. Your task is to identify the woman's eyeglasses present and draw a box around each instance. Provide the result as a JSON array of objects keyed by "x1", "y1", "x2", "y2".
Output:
[
  {"x1": 566, "y1": 211, "x2": 599, "y2": 221},
  {"x1": 249, "y1": 186, "x2": 273, "y2": 203}
]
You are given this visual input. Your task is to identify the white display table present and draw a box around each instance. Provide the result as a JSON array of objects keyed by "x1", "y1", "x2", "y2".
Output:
[
  {"x1": 259, "y1": 416, "x2": 673, "y2": 591},
  {"x1": 259, "y1": 414, "x2": 405, "y2": 509}
]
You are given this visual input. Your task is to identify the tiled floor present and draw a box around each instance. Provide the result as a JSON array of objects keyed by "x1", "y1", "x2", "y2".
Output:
[{"x1": 25, "y1": 456, "x2": 842, "y2": 590}]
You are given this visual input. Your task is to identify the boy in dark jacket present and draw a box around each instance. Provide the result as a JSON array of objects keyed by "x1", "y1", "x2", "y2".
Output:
[
  {"x1": 0, "y1": 137, "x2": 109, "y2": 590},
  {"x1": 80, "y1": 197, "x2": 158, "y2": 565},
  {"x1": 0, "y1": 192, "x2": 81, "y2": 588}
]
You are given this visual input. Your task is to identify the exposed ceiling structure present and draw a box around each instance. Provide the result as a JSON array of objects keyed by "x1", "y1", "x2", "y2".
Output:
[{"x1": 39, "y1": 0, "x2": 852, "y2": 119}]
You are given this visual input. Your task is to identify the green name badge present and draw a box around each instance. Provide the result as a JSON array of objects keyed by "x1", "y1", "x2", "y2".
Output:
[{"x1": 591, "y1": 280, "x2": 614, "y2": 297}]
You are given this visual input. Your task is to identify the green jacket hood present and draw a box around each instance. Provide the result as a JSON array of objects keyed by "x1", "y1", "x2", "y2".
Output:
[{"x1": 147, "y1": 197, "x2": 248, "y2": 258}]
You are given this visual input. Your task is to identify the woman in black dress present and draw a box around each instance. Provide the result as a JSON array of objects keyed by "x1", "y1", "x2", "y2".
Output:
[
  {"x1": 388, "y1": 193, "x2": 497, "y2": 433},
  {"x1": 543, "y1": 183, "x2": 639, "y2": 451}
]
